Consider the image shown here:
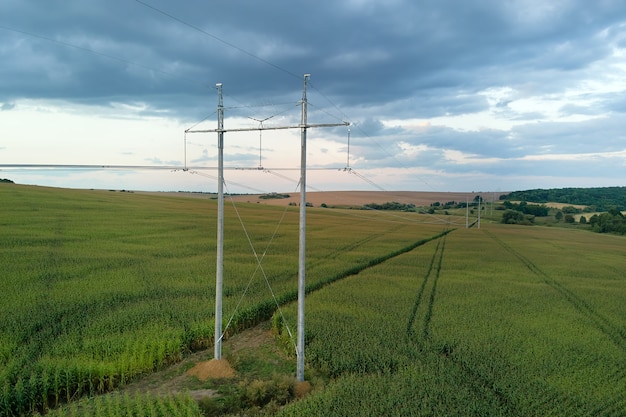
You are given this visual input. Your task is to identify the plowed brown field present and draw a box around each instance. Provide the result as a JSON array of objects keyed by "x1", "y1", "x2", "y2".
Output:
[{"x1": 228, "y1": 190, "x2": 494, "y2": 207}]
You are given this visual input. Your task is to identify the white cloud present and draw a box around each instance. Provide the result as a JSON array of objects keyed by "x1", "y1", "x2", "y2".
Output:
[
  {"x1": 519, "y1": 149, "x2": 626, "y2": 161},
  {"x1": 1, "y1": 0, "x2": 626, "y2": 192}
]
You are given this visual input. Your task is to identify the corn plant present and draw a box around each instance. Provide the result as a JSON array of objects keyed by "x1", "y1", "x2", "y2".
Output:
[
  {"x1": 276, "y1": 224, "x2": 626, "y2": 416},
  {"x1": 1, "y1": 184, "x2": 443, "y2": 414}
]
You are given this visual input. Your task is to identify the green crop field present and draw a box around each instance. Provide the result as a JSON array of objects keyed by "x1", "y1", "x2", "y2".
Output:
[
  {"x1": 276, "y1": 224, "x2": 626, "y2": 416},
  {"x1": 1, "y1": 183, "x2": 625, "y2": 416},
  {"x1": 0, "y1": 184, "x2": 444, "y2": 416}
]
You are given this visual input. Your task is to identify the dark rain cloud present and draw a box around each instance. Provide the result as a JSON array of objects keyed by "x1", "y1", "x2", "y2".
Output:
[
  {"x1": 2, "y1": 0, "x2": 626, "y2": 189},
  {"x1": 2, "y1": 0, "x2": 623, "y2": 108}
]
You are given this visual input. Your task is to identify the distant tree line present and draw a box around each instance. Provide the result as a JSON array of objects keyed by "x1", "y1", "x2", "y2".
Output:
[
  {"x1": 501, "y1": 200, "x2": 549, "y2": 216},
  {"x1": 363, "y1": 201, "x2": 416, "y2": 211},
  {"x1": 430, "y1": 200, "x2": 469, "y2": 209},
  {"x1": 587, "y1": 209, "x2": 626, "y2": 234},
  {"x1": 501, "y1": 209, "x2": 535, "y2": 225},
  {"x1": 0, "y1": 178, "x2": 14, "y2": 183},
  {"x1": 259, "y1": 193, "x2": 290, "y2": 200},
  {"x1": 500, "y1": 187, "x2": 626, "y2": 212}
]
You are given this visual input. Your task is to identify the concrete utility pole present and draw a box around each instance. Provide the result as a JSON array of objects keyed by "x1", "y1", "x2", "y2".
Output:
[
  {"x1": 214, "y1": 83, "x2": 224, "y2": 359},
  {"x1": 478, "y1": 196, "x2": 481, "y2": 229},
  {"x1": 186, "y1": 75, "x2": 348, "y2": 379},
  {"x1": 296, "y1": 74, "x2": 309, "y2": 382}
]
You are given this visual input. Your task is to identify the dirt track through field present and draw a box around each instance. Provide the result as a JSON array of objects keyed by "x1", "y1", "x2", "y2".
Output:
[
  {"x1": 404, "y1": 230, "x2": 518, "y2": 414},
  {"x1": 422, "y1": 233, "x2": 447, "y2": 341},
  {"x1": 305, "y1": 230, "x2": 384, "y2": 271},
  {"x1": 405, "y1": 230, "x2": 448, "y2": 344}
]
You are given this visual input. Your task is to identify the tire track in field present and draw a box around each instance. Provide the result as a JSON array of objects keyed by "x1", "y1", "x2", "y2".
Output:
[
  {"x1": 422, "y1": 232, "x2": 446, "y2": 340},
  {"x1": 405, "y1": 232, "x2": 520, "y2": 415},
  {"x1": 267, "y1": 232, "x2": 385, "y2": 284},
  {"x1": 306, "y1": 232, "x2": 383, "y2": 270},
  {"x1": 405, "y1": 231, "x2": 447, "y2": 342},
  {"x1": 484, "y1": 230, "x2": 626, "y2": 353},
  {"x1": 405, "y1": 239, "x2": 440, "y2": 338}
]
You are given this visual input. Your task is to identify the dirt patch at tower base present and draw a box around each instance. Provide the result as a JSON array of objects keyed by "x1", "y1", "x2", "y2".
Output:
[{"x1": 187, "y1": 358, "x2": 236, "y2": 381}]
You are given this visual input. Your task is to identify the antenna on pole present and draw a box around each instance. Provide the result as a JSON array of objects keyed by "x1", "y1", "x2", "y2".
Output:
[{"x1": 214, "y1": 83, "x2": 224, "y2": 360}]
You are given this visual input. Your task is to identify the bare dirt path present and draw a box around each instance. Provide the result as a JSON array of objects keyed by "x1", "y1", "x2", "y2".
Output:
[{"x1": 121, "y1": 322, "x2": 282, "y2": 400}]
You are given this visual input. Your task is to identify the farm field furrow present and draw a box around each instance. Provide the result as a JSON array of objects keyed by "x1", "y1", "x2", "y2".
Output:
[{"x1": 276, "y1": 224, "x2": 626, "y2": 417}]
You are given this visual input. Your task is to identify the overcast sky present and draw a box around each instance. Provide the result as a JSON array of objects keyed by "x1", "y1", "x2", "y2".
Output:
[{"x1": 1, "y1": 0, "x2": 626, "y2": 194}]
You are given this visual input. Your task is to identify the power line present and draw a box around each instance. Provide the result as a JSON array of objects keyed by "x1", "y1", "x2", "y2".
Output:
[
  {"x1": 341, "y1": 168, "x2": 386, "y2": 191},
  {"x1": 0, "y1": 164, "x2": 186, "y2": 170},
  {"x1": 187, "y1": 170, "x2": 268, "y2": 195},
  {"x1": 134, "y1": 0, "x2": 302, "y2": 81},
  {"x1": 185, "y1": 111, "x2": 218, "y2": 132},
  {"x1": 132, "y1": 1, "x2": 381, "y2": 165},
  {"x1": 0, "y1": 164, "x2": 351, "y2": 170},
  {"x1": 219, "y1": 181, "x2": 297, "y2": 353},
  {"x1": 307, "y1": 80, "x2": 437, "y2": 192},
  {"x1": 2, "y1": 16, "x2": 425, "y2": 193},
  {"x1": 3, "y1": 10, "x2": 437, "y2": 195}
]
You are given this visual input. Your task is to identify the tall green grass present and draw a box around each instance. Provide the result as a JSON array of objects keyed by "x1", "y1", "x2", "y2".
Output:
[{"x1": 34, "y1": 392, "x2": 204, "y2": 417}]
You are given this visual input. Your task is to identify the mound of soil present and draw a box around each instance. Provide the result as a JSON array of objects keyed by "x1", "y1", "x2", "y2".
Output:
[
  {"x1": 294, "y1": 381, "x2": 312, "y2": 398},
  {"x1": 187, "y1": 359, "x2": 236, "y2": 381}
]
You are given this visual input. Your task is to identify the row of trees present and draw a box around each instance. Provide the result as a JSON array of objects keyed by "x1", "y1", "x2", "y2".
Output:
[
  {"x1": 363, "y1": 201, "x2": 416, "y2": 211},
  {"x1": 501, "y1": 200, "x2": 549, "y2": 216},
  {"x1": 501, "y1": 204, "x2": 625, "y2": 234},
  {"x1": 587, "y1": 209, "x2": 626, "y2": 234},
  {"x1": 501, "y1": 209, "x2": 535, "y2": 225},
  {"x1": 501, "y1": 187, "x2": 626, "y2": 212},
  {"x1": 430, "y1": 195, "x2": 485, "y2": 210}
]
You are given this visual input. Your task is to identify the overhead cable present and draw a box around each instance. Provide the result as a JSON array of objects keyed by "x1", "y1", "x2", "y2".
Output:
[{"x1": 135, "y1": 0, "x2": 302, "y2": 81}]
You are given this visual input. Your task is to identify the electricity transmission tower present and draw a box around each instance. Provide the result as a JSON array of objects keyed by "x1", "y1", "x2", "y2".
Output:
[{"x1": 186, "y1": 74, "x2": 348, "y2": 382}]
